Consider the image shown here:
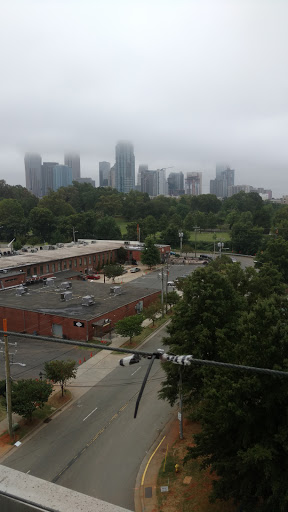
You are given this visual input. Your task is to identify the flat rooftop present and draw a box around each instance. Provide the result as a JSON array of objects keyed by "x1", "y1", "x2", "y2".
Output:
[
  {"x1": 0, "y1": 275, "x2": 158, "y2": 321},
  {"x1": 0, "y1": 240, "x2": 123, "y2": 271}
]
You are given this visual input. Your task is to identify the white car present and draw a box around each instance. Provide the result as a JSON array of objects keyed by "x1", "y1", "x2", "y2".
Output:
[{"x1": 167, "y1": 281, "x2": 175, "y2": 286}]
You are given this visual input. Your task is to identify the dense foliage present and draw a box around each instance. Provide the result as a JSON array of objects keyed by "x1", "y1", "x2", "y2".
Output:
[
  {"x1": 159, "y1": 258, "x2": 288, "y2": 510},
  {"x1": 11, "y1": 379, "x2": 53, "y2": 421},
  {"x1": 0, "y1": 180, "x2": 284, "y2": 256}
]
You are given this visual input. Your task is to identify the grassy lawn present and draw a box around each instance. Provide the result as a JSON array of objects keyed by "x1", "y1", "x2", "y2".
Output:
[
  {"x1": 188, "y1": 231, "x2": 230, "y2": 242},
  {"x1": 115, "y1": 217, "x2": 127, "y2": 236}
]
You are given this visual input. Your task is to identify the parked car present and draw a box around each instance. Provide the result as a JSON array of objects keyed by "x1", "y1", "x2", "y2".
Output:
[
  {"x1": 167, "y1": 281, "x2": 175, "y2": 286},
  {"x1": 86, "y1": 274, "x2": 100, "y2": 280},
  {"x1": 130, "y1": 267, "x2": 141, "y2": 273}
]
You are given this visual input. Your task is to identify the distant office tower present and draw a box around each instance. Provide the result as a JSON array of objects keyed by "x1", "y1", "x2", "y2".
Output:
[
  {"x1": 99, "y1": 161, "x2": 111, "y2": 187},
  {"x1": 110, "y1": 164, "x2": 116, "y2": 189},
  {"x1": 24, "y1": 153, "x2": 42, "y2": 197},
  {"x1": 210, "y1": 166, "x2": 235, "y2": 198},
  {"x1": 75, "y1": 177, "x2": 95, "y2": 187},
  {"x1": 157, "y1": 168, "x2": 167, "y2": 196},
  {"x1": 139, "y1": 168, "x2": 168, "y2": 197},
  {"x1": 53, "y1": 165, "x2": 72, "y2": 191},
  {"x1": 185, "y1": 172, "x2": 202, "y2": 195},
  {"x1": 229, "y1": 184, "x2": 251, "y2": 195},
  {"x1": 115, "y1": 141, "x2": 135, "y2": 193},
  {"x1": 140, "y1": 169, "x2": 158, "y2": 196},
  {"x1": 41, "y1": 162, "x2": 58, "y2": 197},
  {"x1": 64, "y1": 153, "x2": 81, "y2": 180},
  {"x1": 167, "y1": 172, "x2": 184, "y2": 196}
]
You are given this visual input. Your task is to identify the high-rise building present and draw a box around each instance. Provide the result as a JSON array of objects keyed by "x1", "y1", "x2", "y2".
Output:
[
  {"x1": 185, "y1": 172, "x2": 202, "y2": 195},
  {"x1": 24, "y1": 153, "x2": 42, "y2": 197},
  {"x1": 64, "y1": 153, "x2": 81, "y2": 181},
  {"x1": 157, "y1": 168, "x2": 167, "y2": 196},
  {"x1": 115, "y1": 141, "x2": 135, "y2": 193},
  {"x1": 110, "y1": 164, "x2": 116, "y2": 189},
  {"x1": 140, "y1": 169, "x2": 158, "y2": 196},
  {"x1": 99, "y1": 161, "x2": 111, "y2": 187},
  {"x1": 41, "y1": 162, "x2": 58, "y2": 197},
  {"x1": 210, "y1": 166, "x2": 235, "y2": 198},
  {"x1": 167, "y1": 172, "x2": 184, "y2": 196},
  {"x1": 53, "y1": 165, "x2": 72, "y2": 191}
]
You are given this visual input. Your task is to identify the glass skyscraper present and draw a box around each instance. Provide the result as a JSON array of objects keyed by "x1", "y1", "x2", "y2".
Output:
[{"x1": 115, "y1": 141, "x2": 135, "y2": 193}]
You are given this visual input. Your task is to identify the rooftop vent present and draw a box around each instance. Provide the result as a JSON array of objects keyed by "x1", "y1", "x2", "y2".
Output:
[
  {"x1": 82, "y1": 295, "x2": 95, "y2": 306},
  {"x1": 110, "y1": 286, "x2": 122, "y2": 296},
  {"x1": 60, "y1": 291, "x2": 72, "y2": 302},
  {"x1": 44, "y1": 277, "x2": 55, "y2": 287},
  {"x1": 16, "y1": 286, "x2": 28, "y2": 296},
  {"x1": 60, "y1": 281, "x2": 72, "y2": 290}
]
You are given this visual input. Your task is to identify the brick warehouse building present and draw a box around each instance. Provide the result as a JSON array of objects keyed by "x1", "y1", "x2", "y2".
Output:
[
  {"x1": 0, "y1": 240, "x2": 170, "y2": 340},
  {"x1": 0, "y1": 240, "x2": 170, "y2": 289},
  {"x1": 0, "y1": 275, "x2": 161, "y2": 341}
]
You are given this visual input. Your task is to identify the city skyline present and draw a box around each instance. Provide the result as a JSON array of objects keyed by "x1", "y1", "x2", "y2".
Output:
[{"x1": 1, "y1": 1, "x2": 288, "y2": 197}]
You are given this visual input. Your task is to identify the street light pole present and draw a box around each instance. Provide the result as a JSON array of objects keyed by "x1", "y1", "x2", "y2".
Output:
[
  {"x1": 193, "y1": 226, "x2": 200, "y2": 258},
  {"x1": 3, "y1": 319, "x2": 13, "y2": 440},
  {"x1": 178, "y1": 231, "x2": 183, "y2": 254}
]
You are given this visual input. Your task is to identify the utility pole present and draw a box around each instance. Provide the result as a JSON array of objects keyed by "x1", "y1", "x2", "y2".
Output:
[
  {"x1": 3, "y1": 319, "x2": 13, "y2": 440},
  {"x1": 178, "y1": 367, "x2": 183, "y2": 439},
  {"x1": 193, "y1": 226, "x2": 200, "y2": 257},
  {"x1": 161, "y1": 267, "x2": 164, "y2": 318},
  {"x1": 178, "y1": 231, "x2": 183, "y2": 254},
  {"x1": 213, "y1": 232, "x2": 217, "y2": 259}
]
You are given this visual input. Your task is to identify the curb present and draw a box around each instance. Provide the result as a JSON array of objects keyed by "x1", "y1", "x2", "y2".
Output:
[{"x1": 134, "y1": 411, "x2": 177, "y2": 512}]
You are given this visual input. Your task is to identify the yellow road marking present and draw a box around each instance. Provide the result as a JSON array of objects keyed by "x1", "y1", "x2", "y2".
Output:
[{"x1": 141, "y1": 436, "x2": 166, "y2": 486}]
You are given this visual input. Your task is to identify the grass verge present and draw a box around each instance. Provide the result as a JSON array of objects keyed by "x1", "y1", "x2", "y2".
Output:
[
  {"x1": 121, "y1": 315, "x2": 170, "y2": 349},
  {"x1": 157, "y1": 420, "x2": 236, "y2": 512}
]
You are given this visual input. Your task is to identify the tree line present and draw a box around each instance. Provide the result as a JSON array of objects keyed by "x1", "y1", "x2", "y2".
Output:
[
  {"x1": 160, "y1": 255, "x2": 288, "y2": 511},
  {"x1": 0, "y1": 179, "x2": 287, "y2": 255}
]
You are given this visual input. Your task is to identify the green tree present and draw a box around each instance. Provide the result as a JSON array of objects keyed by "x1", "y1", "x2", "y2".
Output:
[
  {"x1": 165, "y1": 290, "x2": 180, "y2": 309},
  {"x1": 103, "y1": 264, "x2": 124, "y2": 282},
  {"x1": 160, "y1": 260, "x2": 288, "y2": 511},
  {"x1": 141, "y1": 236, "x2": 161, "y2": 268},
  {"x1": 44, "y1": 360, "x2": 77, "y2": 397},
  {"x1": 255, "y1": 236, "x2": 288, "y2": 283},
  {"x1": 29, "y1": 207, "x2": 56, "y2": 241},
  {"x1": 11, "y1": 379, "x2": 53, "y2": 421},
  {"x1": 95, "y1": 216, "x2": 122, "y2": 239},
  {"x1": 115, "y1": 314, "x2": 144, "y2": 344},
  {"x1": 144, "y1": 299, "x2": 162, "y2": 326},
  {"x1": 0, "y1": 199, "x2": 26, "y2": 239}
]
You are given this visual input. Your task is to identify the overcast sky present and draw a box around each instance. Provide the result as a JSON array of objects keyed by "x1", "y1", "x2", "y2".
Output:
[{"x1": 1, "y1": 0, "x2": 288, "y2": 196}]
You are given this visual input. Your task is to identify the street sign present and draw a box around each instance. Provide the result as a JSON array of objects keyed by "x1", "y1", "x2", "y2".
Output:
[
  {"x1": 161, "y1": 486, "x2": 169, "y2": 492},
  {"x1": 178, "y1": 412, "x2": 182, "y2": 421}
]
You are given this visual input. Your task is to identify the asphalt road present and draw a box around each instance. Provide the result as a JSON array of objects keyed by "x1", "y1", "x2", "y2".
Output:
[
  {"x1": 0, "y1": 336, "x2": 98, "y2": 381},
  {"x1": 2, "y1": 324, "x2": 174, "y2": 511}
]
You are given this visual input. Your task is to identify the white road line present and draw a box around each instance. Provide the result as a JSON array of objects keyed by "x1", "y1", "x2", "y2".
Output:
[
  {"x1": 131, "y1": 366, "x2": 141, "y2": 376},
  {"x1": 26, "y1": 470, "x2": 31, "y2": 474},
  {"x1": 83, "y1": 407, "x2": 98, "y2": 422}
]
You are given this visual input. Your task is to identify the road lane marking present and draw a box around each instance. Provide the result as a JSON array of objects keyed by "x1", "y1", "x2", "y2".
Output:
[
  {"x1": 26, "y1": 470, "x2": 30, "y2": 474},
  {"x1": 141, "y1": 436, "x2": 166, "y2": 486},
  {"x1": 82, "y1": 407, "x2": 98, "y2": 422},
  {"x1": 52, "y1": 399, "x2": 132, "y2": 483},
  {"x1": 131, "y1": 366, "x2": 141, "y2": 376}
]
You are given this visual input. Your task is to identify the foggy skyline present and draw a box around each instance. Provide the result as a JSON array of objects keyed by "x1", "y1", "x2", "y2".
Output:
[{"x1": 1, "y1": 0, "x2": 288, "y2": 196}]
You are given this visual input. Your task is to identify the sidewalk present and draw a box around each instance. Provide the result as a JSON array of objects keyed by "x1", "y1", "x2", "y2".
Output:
[{"x1": 134, "y1": 412, "x2": 179, "y2": 512}]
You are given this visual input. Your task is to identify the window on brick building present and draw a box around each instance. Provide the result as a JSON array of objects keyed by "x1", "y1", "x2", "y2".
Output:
[
  {"x1": 79, "y1": 258, "x2": 82, "y2": 266},
  {"x1": 74, "y1": 259, "x2": 77, "y2": 267},
  {"x1": 40, "y1": 265, "x2": 43, "y2": 274},
  {"x1": 69, "y1": 260, "x2": 72, "y2": 269},
  {"x1": 33, "y1": 267, "x2": 37, "y2": 275},
  {"x1": 46, "y1": 264, "x2": 49, "y2": 273},
  {"x1": 52, "y1": 263, "x2": 55, "y2": 272},
  {"x1": 63, "y1": 261, "x2": 67, "y2": 269}
]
